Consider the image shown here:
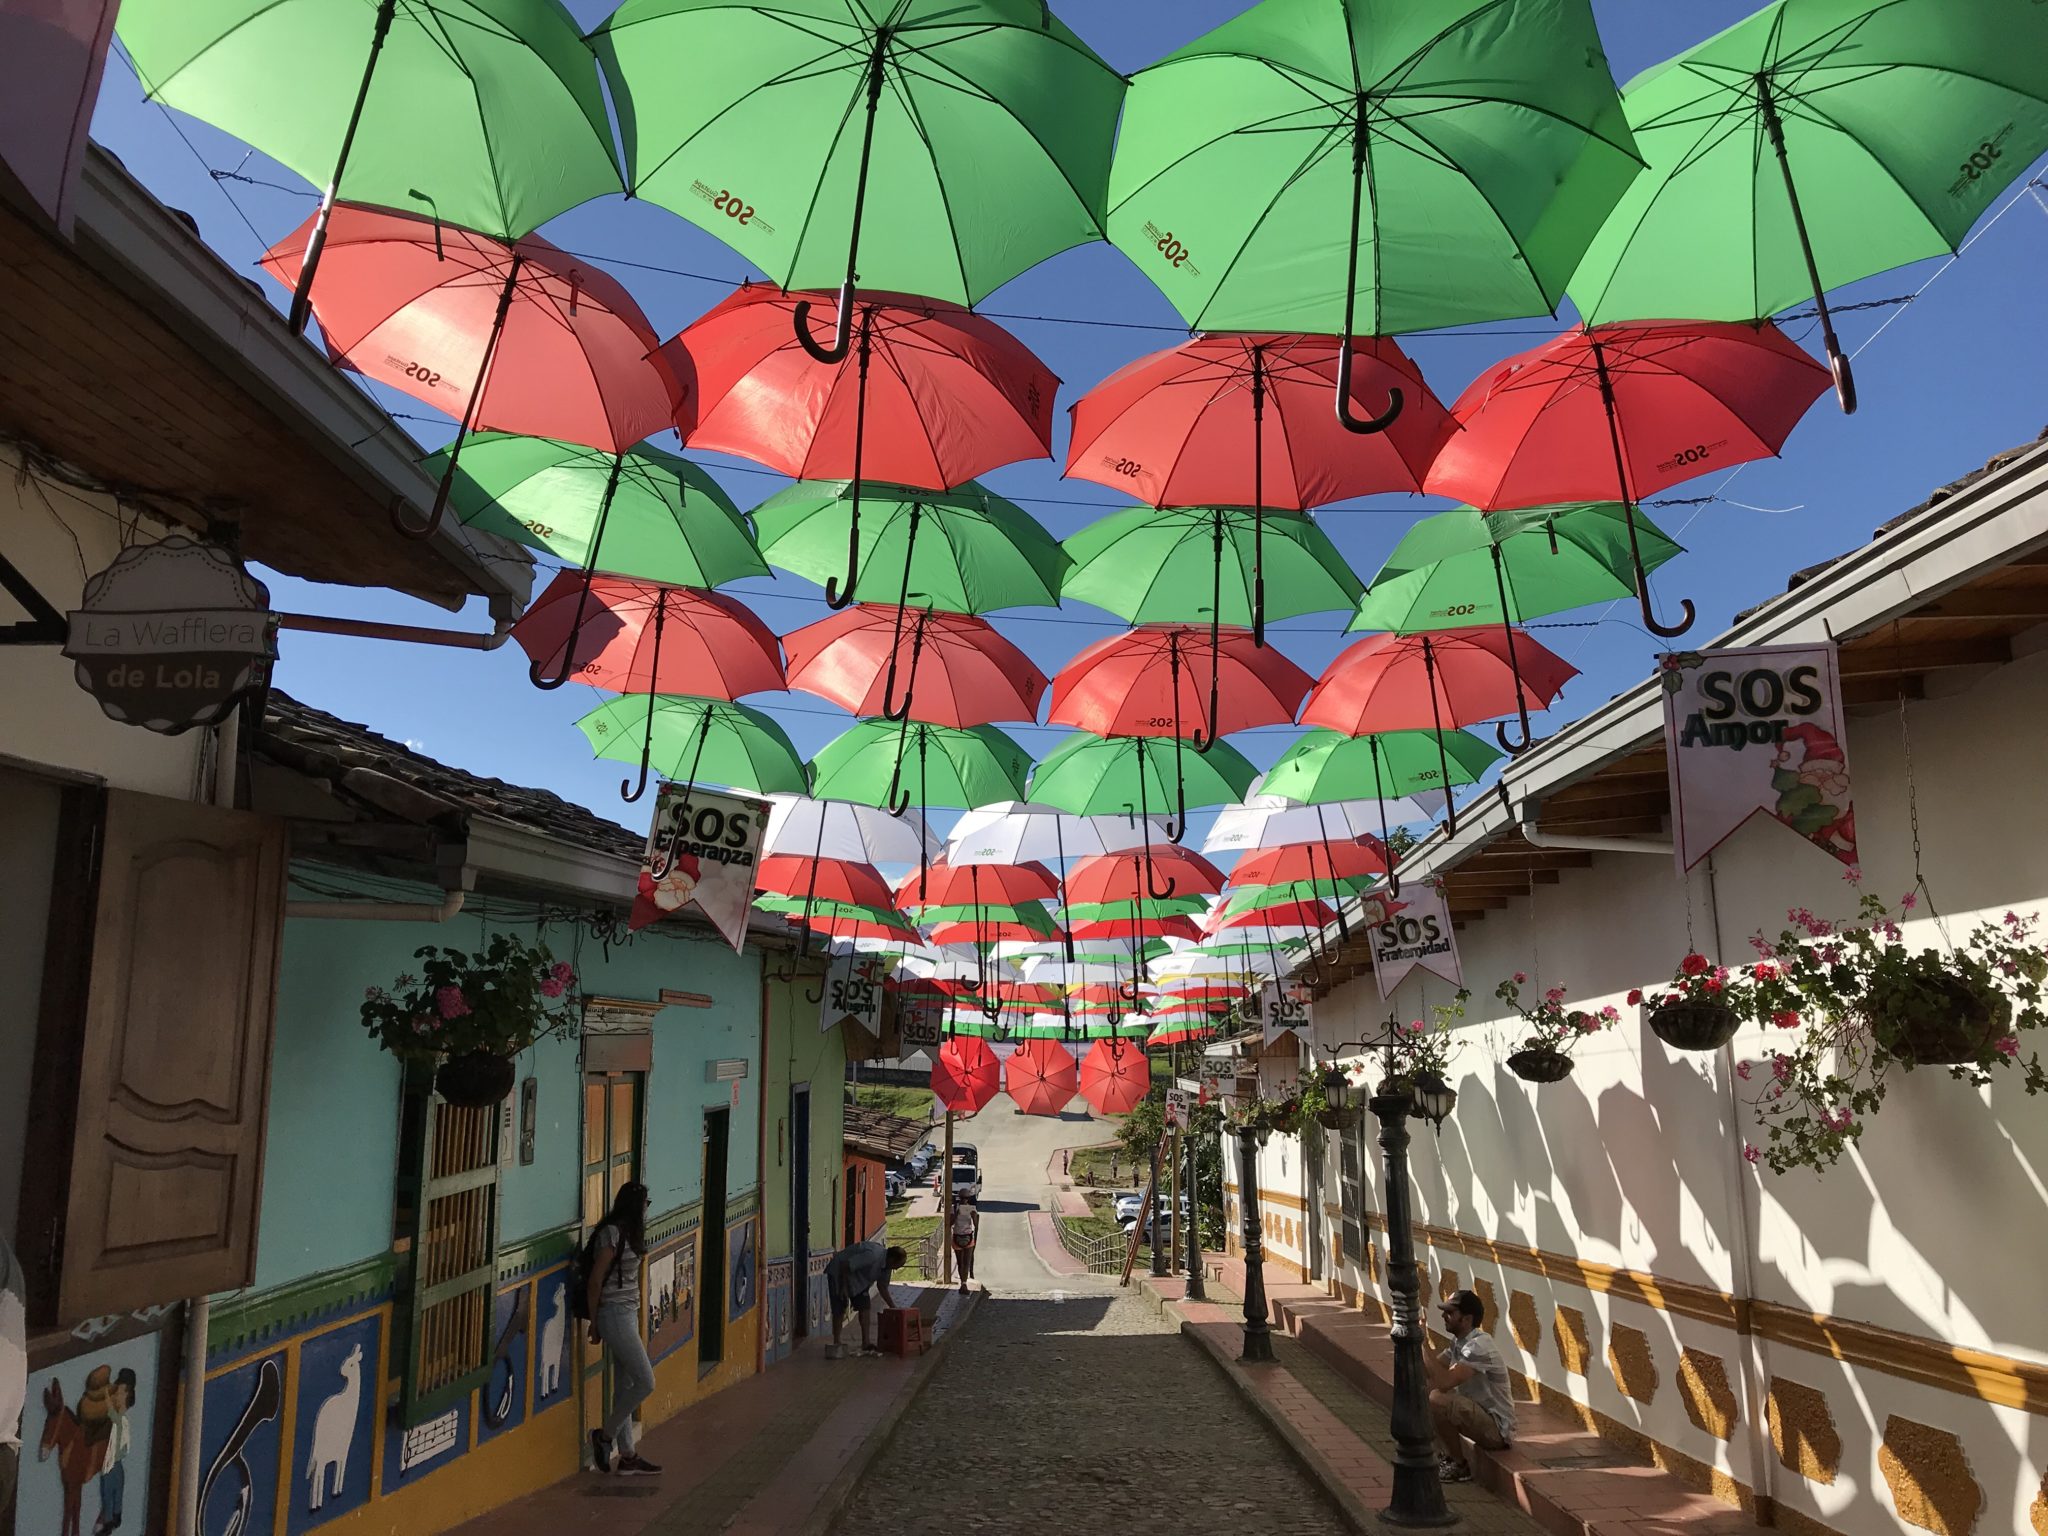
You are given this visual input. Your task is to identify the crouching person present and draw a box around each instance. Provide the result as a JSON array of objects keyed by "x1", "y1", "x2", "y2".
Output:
[{"x1": 823, "y1": 1240, "x2": 908, "y2": 1358}]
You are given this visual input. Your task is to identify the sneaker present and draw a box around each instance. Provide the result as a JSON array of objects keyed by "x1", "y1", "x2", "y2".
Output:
[
  {"x1": 1437, "y1": 1457, "x2": 1472, "y2": 1483},
  {"x1": 590, "y1": 1429, "x2": 615, "y2": 1473},
  {"x1": 616, "y1": 1455, "x2": 662, "y2": 1477},
  {"x1": 859, "y1": 1345, "x2": 885, "y2": 1357}
]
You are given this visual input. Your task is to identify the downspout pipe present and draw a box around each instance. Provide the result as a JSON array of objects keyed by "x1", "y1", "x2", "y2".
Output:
[{"x1": 275, "y1": 612, "x2": 515, "y2": 651}]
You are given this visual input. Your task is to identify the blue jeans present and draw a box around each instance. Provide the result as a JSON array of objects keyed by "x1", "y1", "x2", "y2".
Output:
[
  {"x1": 98, "y1": 1461, "x2": 125, "y2": 1526},
  {"x1": 595, "y1": 1305, "x2": 655, "y2": 1456}
]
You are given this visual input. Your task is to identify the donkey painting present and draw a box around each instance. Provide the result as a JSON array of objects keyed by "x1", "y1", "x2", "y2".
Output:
[{"x1": 38, "y1": 1374, "x2": 111, "y2": 1536}]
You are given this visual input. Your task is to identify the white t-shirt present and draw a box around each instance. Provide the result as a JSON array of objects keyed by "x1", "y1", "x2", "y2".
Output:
[
  {"x1": 951, "y1": 1203, "x2": 977, "y2": 1240},
  {"x1": 1443, "y1": 1328, "x2": 1516, "y2": 1442}
]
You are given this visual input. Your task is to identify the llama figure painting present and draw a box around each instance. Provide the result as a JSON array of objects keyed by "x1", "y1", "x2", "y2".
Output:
[{"x1": 304, "y1": 1344, "x2": 361, "y2": 1512}]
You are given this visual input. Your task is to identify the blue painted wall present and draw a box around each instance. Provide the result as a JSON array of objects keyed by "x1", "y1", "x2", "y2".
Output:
[{"x1": 252, "y1": 889, "x2": 764, "y2": 1294}]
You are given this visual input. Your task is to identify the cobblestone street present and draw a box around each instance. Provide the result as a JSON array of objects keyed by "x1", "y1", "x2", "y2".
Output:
[{"x1": 833, "y1": 1292, "x2": 1346, "y2": 1534}]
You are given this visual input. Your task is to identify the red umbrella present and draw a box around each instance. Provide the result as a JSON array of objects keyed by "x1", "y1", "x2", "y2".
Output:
[
  {"x1": 785, "y1": 605, "x2": 1047, "y2": 726},
  {"x1": 1424, "y1": 320, "x2": 1829, "y2": 636},
  {"x1": 894, "y1": 858, "x2": 1059, "y2": 909},
  {"x1": 1146, "y1": 1020, "x2": 1218, "y2": 1047},
  {"x1": 659, "y1": 286, "x2": 1055, "y2": 603},
  {"x1": 932, "y1": 1035, "x2": 1001, "y2": 1113},
  {"x1": 1005, "y1": 1039, "x2": 1080, "y2": 1117},
  {"x1": 1158, "y1": 982, "x2": 1250, "y2": 1004},
  {"x1": 512, "y1": 574, "x2": 785, "y2": 799},
  {"x1": 1233, "y1": 838, "x2": 1388, "y2": 885},
  {"x1": 1049, "y1": 624, "x2": 1311, "y2": 753},
  {"x1": 798, "y1": 912, "x2": 920, "y2": 945},
  {"x1": 1077, "y1": 1039, "x2": 1149, "y2": 1115},
  {"x1": 262, "y1": 204, "x2": 671, "y2": 537},
  {"x1": 1067, "y1": 847, "x2": 1227, "y2": 904},
  {"x1": 1216, "y1": 899, "x2": 1335, "y2": 931},
  {"x1": 926, "y1": 918, "x2": 1064, "y2": 947},
  {"x1": 756, "y1": 855, "x2": 896, "y2": 910}
]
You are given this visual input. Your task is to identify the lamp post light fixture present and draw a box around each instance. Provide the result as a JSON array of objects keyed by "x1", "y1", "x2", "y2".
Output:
[{"x1": 1330, "y1": 1019, "x2": 1460, "y2": 1528}]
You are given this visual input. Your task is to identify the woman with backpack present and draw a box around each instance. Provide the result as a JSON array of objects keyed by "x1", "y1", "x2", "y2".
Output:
[{"x1": 584, "y1": 1181, "x2": 660, "y2": 1476}]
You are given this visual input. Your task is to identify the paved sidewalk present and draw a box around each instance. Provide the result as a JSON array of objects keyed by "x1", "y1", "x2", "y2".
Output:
[
  {"x1": 1142, "y1": 1260, "x2": 1765, "y2": 1536},
  {"x1": 452, "y1": 1284, "x2": 966, "y2": 1536}
]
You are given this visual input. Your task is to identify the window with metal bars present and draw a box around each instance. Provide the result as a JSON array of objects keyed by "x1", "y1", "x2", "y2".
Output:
[{"x1": 392, "y1": 1070, "x2": 503, "y2": 1423}]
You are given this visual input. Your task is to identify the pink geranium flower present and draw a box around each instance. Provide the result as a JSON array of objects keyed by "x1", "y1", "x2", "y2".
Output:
[
  {"x1": 540, "y1": 977, "x2": 566, "y2": 999},
  {"x1": 1771, "y1": 1009, "x2": 1801, "y2": 1030},
  {"x1": 1626, "y1": 988, "x2": 1643, "y2": 1006},
  {"x1": 1743, "y1": 1144, "x2": 1762, "y2": 1165},
  {"x1": 1512, "y1": 971, "x2": 1527, "y2": 984},
  {"x1": 436, "y1": 985, "x2": 471, "y2": 1019},
  {"x1": 1680, "y1": 952, "x2": 1710, "y2": 977},
  {"x1": 1735, "y1": 1060, "x2": 1752, "y2": 1080},
  {"x1": 1995, "y1": 1036, "x2": 2021, "y2": 1060},
  {"x1": 1899, "y1": 891, "x2": 1917, "y2": 911},
  {"x1": 551, "y1": 961, "x2": 576, "y2": 984}
]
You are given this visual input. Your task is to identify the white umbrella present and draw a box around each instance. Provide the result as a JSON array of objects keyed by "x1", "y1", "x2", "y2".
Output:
[
  {"x1": 947, "y1": 801, "x2": 1166, "y2": 866},
  {"x1": 763, "y1": 794, "x2": 938, "y2": 864},
  {"x1": 1204, "y1": 791, "x2": 1430, "y2": 855}
]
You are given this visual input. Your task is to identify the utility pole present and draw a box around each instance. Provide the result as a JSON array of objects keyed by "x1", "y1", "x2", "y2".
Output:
[
  {"x1": 939, "y1": 1109, "x2": 954, "y2": 1286},
  {"x1": 1168, "y1": 1122, "x2": 1182, "y2": 1262},
  {"x1": 1371, "y1": 1083, "x2": 1455, "y2": 1526},
  {"x1": 1149, "y1": 1133, "x2": 1169, "y2": 1277}
]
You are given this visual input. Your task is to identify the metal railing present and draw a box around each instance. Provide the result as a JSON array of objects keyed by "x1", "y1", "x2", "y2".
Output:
[{"x1": 1050, "y1": 1210, "x2": 1126, "y2": 1275}]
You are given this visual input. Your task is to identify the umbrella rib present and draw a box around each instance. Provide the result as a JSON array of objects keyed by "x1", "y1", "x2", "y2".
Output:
[
  {"x1": 1187, "y1": 128, "x2": 1355, "y2": 333},
  {"x1": 1106, "y1": 63, "x2": 1344, "y2": 212},
  {"x1": 866, "y1": 335, "x2": 952, "y2": 487},
  {"x1": 875, "y1": 58, "x2": 979, "y2": 309}
]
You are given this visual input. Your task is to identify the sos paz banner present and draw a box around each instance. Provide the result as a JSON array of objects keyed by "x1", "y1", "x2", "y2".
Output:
[
  {"x1": 1658, "y1": 643, "x2": 1857, "y2": 875},
  {"x1": 1366, "y1": 883, "x2": 1461, "y2": 998},
  {"x1": 631, "y1": 785, "x2": 768, "y2": 951}
]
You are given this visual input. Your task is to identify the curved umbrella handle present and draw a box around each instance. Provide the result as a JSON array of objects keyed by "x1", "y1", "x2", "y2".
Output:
[
  {"x1": 1829, "y1": 351, "x2": 1857, "y2": 416},
  {"x1": 1495, "y1": 715, "x2": 1536, "y2": 755},
  {"x1": 887, "y1": 780, "x2": 912, "y2": 819},
  {"x1": 1189, "y1": 622, "x2": 1223, "y2": 756},
  {"x1": 805, "y1": 978, "x2": 826, "y2": 1006},
  {"x1": 620, "y1": 748, "x2": 653, "y2": 805},
  {"x1": 823, "y1": 512, "x2": 861, "y2": 608},
  {"x1": 1640, "y1": 586, "x2": 1697, "y2": 639},
  {"x1": 1145, "y1": 861, "x2": 1179, "y2": 903},
  {"x1": 528, "y1": 574, "x2": 599, "y2": 691},
  {"x1": 1116, "y1": 976, "x2": 1142, "y2": 1004},
  {"x1": 1335, "y1": 340, "x2": 1404, "y2": 436},
  {"x1": 793, "y1": 285, "x2": 854, "y2": 365}
]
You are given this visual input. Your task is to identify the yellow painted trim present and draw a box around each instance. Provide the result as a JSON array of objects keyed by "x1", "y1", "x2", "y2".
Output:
[
  {"x1": 1356, "y1": 1214, "x2": 2048, "y2": 1413},
  {"x1": 271, "y1": 1336, "x2": 301, "y2": 1536}
]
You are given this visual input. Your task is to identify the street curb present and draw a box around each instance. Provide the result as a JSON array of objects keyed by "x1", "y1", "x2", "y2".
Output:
[
  {"x1": 793, "y1": 1291, "x2": 983, "y2": 1536},
  {"x1": 1164, "y1": 1298, "x2": 1376, "y2": 1534}
]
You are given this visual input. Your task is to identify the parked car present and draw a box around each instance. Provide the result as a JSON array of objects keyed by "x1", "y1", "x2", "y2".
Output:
[
  {"x1": 934, "y1": 1163, "x2": 983, "y2": 1200},
  {"x1": 906, "y1": 1145, "x2": 934, "y2": 1178},
  {"x1": 951, "y1": 1142, "x2": 978, "y2": 1163},
  {"x1": 1110, "y1": 1191, "x2": 1145, "y2": 1222},
  {"x1": 884, "y1": 1170, "x2": 907, "y2": 1200}
]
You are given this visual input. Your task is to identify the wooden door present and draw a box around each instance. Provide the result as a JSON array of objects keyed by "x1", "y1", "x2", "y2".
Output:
[{"x1": 23, "y1": 787, "x2": 286, "y2": 1324}]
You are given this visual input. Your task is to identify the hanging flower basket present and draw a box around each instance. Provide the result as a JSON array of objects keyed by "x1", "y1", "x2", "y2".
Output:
[
  {"x1": 1507, "y1": 1046, "x2": 1575, "y2": 1083},
  {"x1": 435, "y1": 1051, "x2": 519, "y2": 1108},
  {"x1": 1866, "y1": 963, "x2": 2012, "y2": 1066},
  {"x1": 1373, "y1": 1072, "x2": 1414, "y2": 1103},
  {"x1": 1648, "y1": 998, "x2": 1741, "y2": 1052}
]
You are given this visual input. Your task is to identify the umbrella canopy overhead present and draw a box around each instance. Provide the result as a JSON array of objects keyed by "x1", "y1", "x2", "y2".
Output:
[
  {"x1": 1568, "y1": 0, "x2": 2048, "y2": 411},
  {"x1": 592, "y1": 0, "x2": 1124, "y2": 309},
  {"x1": 1302, "y1": 631, "x2": 1578, "y2": 737},
  {"x1": 512, "y1": 574, "x2": 785, "y2": 698},
  {"x1": 947, "y1": 803, "x2": 1167, "y2": 867},
  {"x1": 784, "y1": 605, "x2": 1048, "y2": 727},
  {"x1": 1204, "y1": 793, "x2": 1432, "y2": 854},
  {"x1": 763, "y1": 794, "x2": 938, "y2": 865},
  {"x1": 429, "y1": 434, "x2": 765, "y2": 589},
  {"x1": 756, "y1": 855, "x2": 898, "y2": 911},
  {"x1": 1067, "y1": 333, "x2": 1453, "y2": 507},
  {"x1": 1078, "y1": 1038, "x2": 1150, "y2": 1114},
  {"x1": 808, "y1": 720, "x2": 1034, "y2": 816},
  {"x1": 1233, "y1": 839, "x2": 1388, "y2": 886},
  {"x1": 1004, "y1": 1038, "x2": 1080, "y2": 1116},
  {"x1": 1068, "y1": 847, "x2": 1228, "y2": 903},
  {"x1": 1048, "y1": 625, "x2": 1312, "y2": 749},
  {"x1": 753, "y1": 480, "x2": 1069, "y2": 613},
  {"x1": 1062, "y1": 505, "x2": 1362, "y2": 628},
  {"x1": 1105, "y1": 0, "x2": 1640, "y2": 338},
  {"x1": 1261, "y1": 728, "x2": 1503, "y2": 808},
  {"x1": 1030, "y1": 731, "x2": 1258, "y2": 840},
  {"x1": 574, "y1": 695, "x2": 809, "y2": 798},
  {"x1": 896, "y1": 859, "x2": 1060, "y2": 910}
]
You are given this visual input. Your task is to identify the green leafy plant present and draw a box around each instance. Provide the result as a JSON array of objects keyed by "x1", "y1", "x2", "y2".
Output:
[
  {"x1": 1223, "y1": 1086, "x2": 1303, "y2": 1140},
  {"x1": 1733, "y1": 886, "x2": 2048, "y2": 1175},
  {"x1": 360, "y1": 933, "x2": 580, "y2": 1062},
  {"x1": 1494, "y1": 973, "x2": 1618, "y2": 1056},
  {"x1": 1395, "y1": 989, "x2": 1471, "y2": 1077}
]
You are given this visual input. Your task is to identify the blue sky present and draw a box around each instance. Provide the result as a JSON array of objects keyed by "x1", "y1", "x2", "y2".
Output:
[{"x1": 86, "y1": 1, "x2": 2048, "y2": 846}]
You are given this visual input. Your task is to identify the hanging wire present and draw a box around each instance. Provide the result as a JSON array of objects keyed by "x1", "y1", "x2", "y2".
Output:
[{"x1": 1891, "y1": 618, "x2": 1951, "y2": 949}]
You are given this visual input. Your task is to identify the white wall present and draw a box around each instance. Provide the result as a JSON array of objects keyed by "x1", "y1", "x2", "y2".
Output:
[{"x1": 1275, "y1": 642, "x2": 2048, "y2": 1536}]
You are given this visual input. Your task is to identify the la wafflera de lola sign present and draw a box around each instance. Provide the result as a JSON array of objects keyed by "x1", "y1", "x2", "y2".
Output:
[{"x1": 63, "y1": 537, "x2": 277, "y2": 734}]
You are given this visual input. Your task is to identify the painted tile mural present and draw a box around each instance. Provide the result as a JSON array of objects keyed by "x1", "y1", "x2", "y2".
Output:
[
  {"x1": 379, "y1": 1392, "x2": 471, "y2": 1496},
  {"x1": 531, "y1": 1268, "x2": 574, "y2": 1416},
  {"x1": 727, "y1": 1218, "x2": 757, "y2": 1323},
  {"x1": 645, "y1": 1236, "x2": 697, "y2": 1364},
  {"x1": 287, "y1": 1313, "x2": 381, "y2": 1533},
  {"x1": 478, "y1": 1283, "x2": 530, "y2": 1443},
  {"x1": 197, "y1": 1351, "x2": 286, "y2": 1536},
  {"x1": 764, "y1": 1257, "x2": 793, "y2": 1365},
  {"x1": 18, "y1": 1329, "x2": 159, "y2": 1536}
]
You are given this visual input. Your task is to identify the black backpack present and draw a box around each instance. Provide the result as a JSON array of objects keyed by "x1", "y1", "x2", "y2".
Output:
[{"x1": 566, "y1": 1227, "x2": 603, "y2": 1322}]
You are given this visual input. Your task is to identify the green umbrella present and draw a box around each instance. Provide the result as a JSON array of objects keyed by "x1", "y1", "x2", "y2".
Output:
[
  {"x1": 915, "y1": 902, "x2": 1059, "y2": 938},
  {"x1": 1353, "y1": 503, "x2": 1683, "y2": 750},
  {"x1": 1057, "y1": 898, "x2": 1210, "y2": 923},
  {"x1": 1062, "y1": 506, "x2": 1361, "y2": 627},
  {"x1": 752, "y1": 895, "x2": 904, "y2": 926},
  {"x1": 592, "y1": 0, "x2": 1123, "y2": 362},
  {"x1": 1263, "y1": 727, "x2": 1503, "y2": 895},
  {"x1": 753, "y1": 480, "x2": 1068, "y2": 615},
  {"x1": 1223, "y1": 877, "x2": 1375, "y2": 917},
  {"x1": 1569, "y1": 0, "x2": 2048, "y2": 414},
  {"x1": 433, "y1": 433, "x2": 763, "y2": 587},
  {"x1": 119, "y1": 0, "x2": 621, "y2": 333},
  {"x1": 1106, "y1": 0, "x2": 1638, "y2": 426},
  {"x1": 576, "y1": 695, "x2": 809, "y2": 803}
]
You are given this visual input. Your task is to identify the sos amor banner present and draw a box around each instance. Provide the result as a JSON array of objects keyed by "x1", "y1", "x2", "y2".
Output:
[
  {"x1": 1367, "y1": 882, "x2": 1462, "y2": 998},
  {"x1": 1659, "y1": 644, "x2": 1857, "y2": 875},
  {"x1": 631, "y1": 785, "x2": 767, "y2": 951}
]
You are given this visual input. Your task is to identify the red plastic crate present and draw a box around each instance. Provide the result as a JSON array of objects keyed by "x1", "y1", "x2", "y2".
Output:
[{"x1": 876, "y1": 1306, "x2": 926, "y2": 1356}]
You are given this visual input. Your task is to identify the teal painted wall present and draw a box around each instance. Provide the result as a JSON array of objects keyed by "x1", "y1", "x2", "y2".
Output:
[{"x1": 251, "y1": 885, "x2": 764, "y2": 1295}]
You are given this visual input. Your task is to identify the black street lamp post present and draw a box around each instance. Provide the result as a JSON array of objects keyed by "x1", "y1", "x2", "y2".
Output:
[
  {"x1": 1234, "y1": 1125, "x2": 1274, "y2": 1362},
  {"x1": 1150, "y1": 1136, "x2": 1170, "y2": 1278},
  {"x1": 1327, "y1": 1022, "x2": 1461, "y2": 1528},
  {"x1": 1185, "y1": 1126, "x2": 1206, "y2": 1300}
]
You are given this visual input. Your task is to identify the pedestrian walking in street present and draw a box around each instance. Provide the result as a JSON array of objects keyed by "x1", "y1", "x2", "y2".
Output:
[
  {"x1": 1423, "y1": 1289, "x2": 1515, "y2": 1481},
  {"x1": 584, "y1": 1181, "x2": 661, "y2": 1477},
  {"x1": 949, "y1": 1195, "x2": 979, "y2": 1294},
  {"x1": 823, "y1": 1240, "x2": 907, "y2": 1357},
  {"x1": 1062, "y1": 1149, "x2": 1071, "y2": 1176}
]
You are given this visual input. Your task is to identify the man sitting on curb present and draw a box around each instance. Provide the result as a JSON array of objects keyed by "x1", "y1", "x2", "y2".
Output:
[
  {"x1": 1423, "y1": 1288, "x2": 1516, "y2": 1482},
  {"x1": 823, "y1": 1240, "x2": 908, "y2": 1358}
]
